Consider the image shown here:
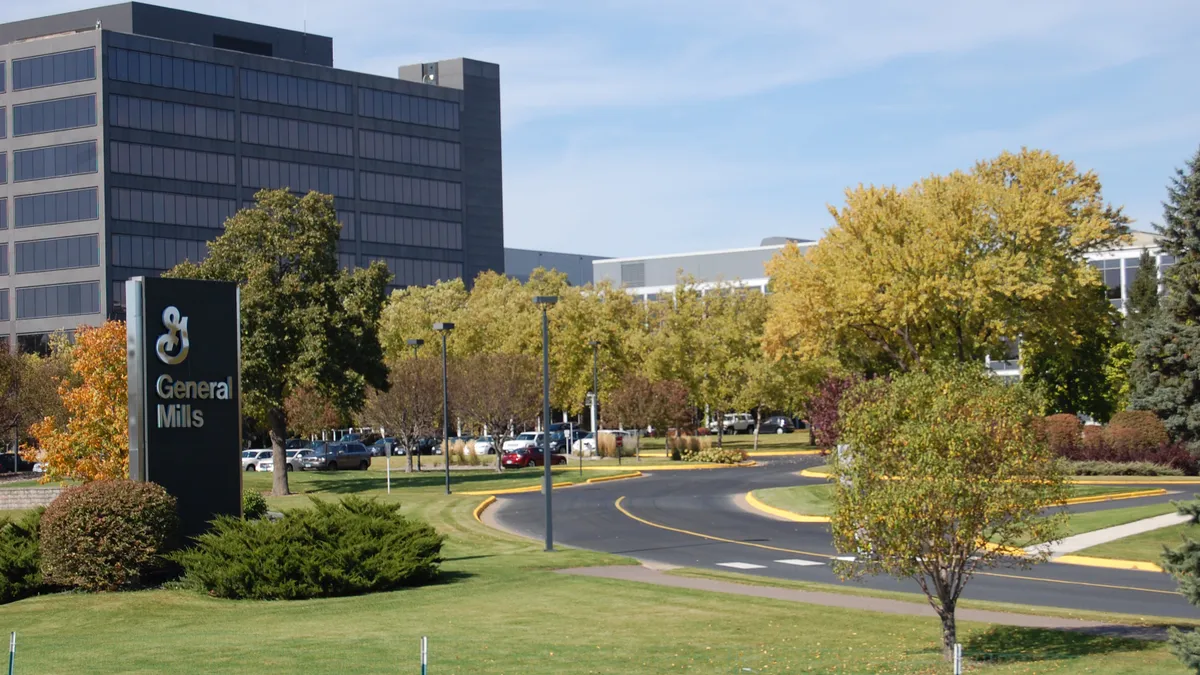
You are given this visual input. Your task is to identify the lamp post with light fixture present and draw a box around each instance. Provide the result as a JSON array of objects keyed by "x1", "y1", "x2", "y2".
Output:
[
  {"x1": 534, "y1": 296, "x2": 558, "y2": 551},
  {"x1": 433, "y1": 322, "x2": 454, "y2": 495},
  {"x1": 407, "y1": 338, "x2": 424, "y2": 359}
]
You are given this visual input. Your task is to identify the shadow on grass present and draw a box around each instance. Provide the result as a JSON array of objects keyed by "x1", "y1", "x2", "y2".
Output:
[
  {"x1": 431, "y1": 570, "x2": 475, "y2": 587},
  {"x1": 962, "y1": 625, "x2": 1158, "y2": 663},
  {"x1": 252, "y1": 468, "x2": 549, "y2": 495}
]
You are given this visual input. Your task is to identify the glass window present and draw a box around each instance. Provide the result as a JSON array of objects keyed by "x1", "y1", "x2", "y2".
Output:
[
  {"x1": 107, "y1": 48, "x2": 233, "y2": 96},
  {"x1": 14, "y1": 188, "x2": 99, "y2": 228},
  {"x1": 0, "y1": 153, "x2": 5, "y2": 184},
  {"x1": 0, "y1": 107, "x2": 5, "y2": 138},
  {"x1": 12, "y1": 48, "x2": 95, "y2": 90},
  {"x1": 13, "y1": 141, "x2": 97, "y2": 182},
  {"x1": 0, "y1": 61, "x2": 5, "y2": 93},
  {"x1": 240, "y1": 69, "x2": 351, "y2": 114},
  {"x1": 358, "y1": 172, "x2": 461, "y2": 209},
  {"x1": 242, "y1": 157, "x2": 354, "y2": 197},
  {"x1": 240, "y1": 113, "x2": 352, "y2": 155},
  {"x1": 13, "y1": 95, "x2": 97, "y2": 136},
  {"x1": 111, "y1": 234, "x2": 208, "y2": 270},
  {"x1": 15, "y1": 235, "x2": 99, "y2": 273},
  {"x1": 358, "y1": 213, "x2": 462, "y2": 250},
  {"x1": 110, "y1": 142, "x2": 234, "y2": 185},
  {"x1": 358, "y1": 129, "x2": 461, "y2": 169},
  {"x1": 16, "y1": 282, "x2": 100, "y2": 319},
  {"x1": 0, "y1": 244, "x2": 7, "y2": 275},
  {"x1": 358, "y1": 88, "x2": 460, "y2": 130},
  {"x1": 0, "y1": 198, "x2": 6, "y2": 230},
  {"x1": 368, "y1": 255, "x2": 462, "y2": 287},
  {"x1": 108, "y1": 95, "x2": 234, "y2": 141}
]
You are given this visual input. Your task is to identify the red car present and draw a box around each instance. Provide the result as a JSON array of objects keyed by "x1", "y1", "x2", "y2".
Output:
[{"x1": 502, "y1": 448, "x2": 567, "y2": 469}]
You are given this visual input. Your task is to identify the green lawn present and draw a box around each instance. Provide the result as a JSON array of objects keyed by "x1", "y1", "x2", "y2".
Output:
[
  {"x1": 243, "y1": 464, "x2": 629, "y2": 495},
  {"x1": 1077, "y1": 521, "x2": 1194, "y2": 562},
  {"x1": 752, "y1": 484, "x2": 1141, "y2": 519},
  {"x1": 1064, "y1": 503, "x2": 1182, "y2": 537},
  {"x1": 0, "y1": 474, "x2": 1182, "y2": 674}
]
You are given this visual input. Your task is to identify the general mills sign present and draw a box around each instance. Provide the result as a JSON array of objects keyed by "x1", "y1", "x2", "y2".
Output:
[{"x1": 127, "y1": 277, "x2": 242, "y2": 537}]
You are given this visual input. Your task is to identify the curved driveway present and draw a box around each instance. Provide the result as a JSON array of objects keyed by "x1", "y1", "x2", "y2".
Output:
[{"x1": 493, "y1": 457, "x2": 1200, "y2": 619}]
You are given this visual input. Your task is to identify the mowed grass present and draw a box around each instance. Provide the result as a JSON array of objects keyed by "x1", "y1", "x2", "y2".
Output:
[
  {"x1": 0, "y1": 472, "x2": 1182, "y2": 674},
  {"x1": 1063, "y1": 503, "x2": 1182, "y2": 537},
  {"x1": 1078, "y1": 521, "x2": 1194, "y2": 562},
  {"x1": 753, "y1": 484, "x2": 1146, "y2": 519},
  {"x1": 242, "y1": 463, "x2": 632, "y2": 495}
]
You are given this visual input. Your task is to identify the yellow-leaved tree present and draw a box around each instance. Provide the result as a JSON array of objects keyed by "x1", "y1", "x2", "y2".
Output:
[
  {"x1": 31, "y1": 321, "x2": 128, "y2": 482},
  {"x1": 764, "y1": 148, "x2": 1129, "y2": 373}
]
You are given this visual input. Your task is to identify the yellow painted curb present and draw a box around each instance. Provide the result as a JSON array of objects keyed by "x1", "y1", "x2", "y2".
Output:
[
  {"x1": 1063, "y1": 488, "x2": 1167, "y2": 505},
  {"x1": 744, "y1": 490, "x2": 830, "y2": 523},
  {"x1": 979, "y1": 541, "x2": 1027, "y2": 557},
  {"x1": 1052, "y1": 555, "x2": 1164, "y2": 573},
  {"x1": 799, "y1": 468, "x2": 831, "y2": 479},
  {"x1": 472, "y1": 495, "x2": 496, "y2": 523},
  {"x1": 586, "y1": 471, "x2": 643, "y2": 484},
  {"x1": 747, "y1": 450, "x2": 826, "y2": 457},
  {"x1": 1071, "y1": 478, "x2": 1200, "y2": 485},
  {"x1": 460, "y1": 480, "x2": 577, "y2": 496}
]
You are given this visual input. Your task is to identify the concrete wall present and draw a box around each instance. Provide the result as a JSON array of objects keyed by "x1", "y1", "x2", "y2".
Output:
[
  {"x1": 0, "y1": 486, "x2": 63, "y2": 509},
  {"x1": 504, "y1": 247, "x2": 606, "y2": 285},
  {"x1": 594, "y1": 244, "x2": 807, "y2": 291}
]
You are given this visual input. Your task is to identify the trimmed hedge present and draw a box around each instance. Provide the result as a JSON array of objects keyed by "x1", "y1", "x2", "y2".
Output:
[
  {"x1": 1041, "y1": 414, "x2": 1082, "y2": 454},
  {"x1": 1063, "y1": 460, "x2": 1184, "y2": 476},
  {"x1": 1106, "y1": 410, "x2": 1169, "y2": 453},
  {"x1": 40, "y1": 480, "x2": 179, "y2": 591},
  {"x1": 0, "y1": 509, "x2": 43, "y2": 604},
  {"x1": 1056, "y1": 439, "x2": 1197, "y2": 475},
  {"x1": 173, "y1": 496, "x2": 444, "y2": 600}
]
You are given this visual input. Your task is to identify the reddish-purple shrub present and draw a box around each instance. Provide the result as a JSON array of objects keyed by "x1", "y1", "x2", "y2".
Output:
[
  {"x1": 1041, "y1": 414, "x2": 1082, "y2": 456},
  {"x1": 1106, "y1": 410, "x2": 1169, "y2": 451},
  {"x1": 806, "y1": 375, "x2": 860, "y2": 447}
]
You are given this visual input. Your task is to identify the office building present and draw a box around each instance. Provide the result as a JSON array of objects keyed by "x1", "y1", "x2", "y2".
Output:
[
  {"x1": 0, "y1": 2, "x2": 503, "y2": 351},
  {"x1": 504, "y1": 247, "x2": 607, "y2": 286}
]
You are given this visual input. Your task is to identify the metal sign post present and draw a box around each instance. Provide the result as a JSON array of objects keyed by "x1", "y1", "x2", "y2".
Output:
[
  {"x1": 8, "y1": 632, "x2": 14, "y2": 675},
  {"x1": 420, "y1": 636, "x2": 428, "y2": 675},
  {"x1": 382, "y1": 427, "x2": 390, "y2": 494}
]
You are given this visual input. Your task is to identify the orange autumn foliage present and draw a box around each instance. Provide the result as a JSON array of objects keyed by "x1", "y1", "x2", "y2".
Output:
[{"x1": 31, "y1": 321, "x2": 128, "y2": 482}]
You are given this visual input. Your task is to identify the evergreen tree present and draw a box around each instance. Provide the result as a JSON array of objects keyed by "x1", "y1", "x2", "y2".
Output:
[
  {"x1": 1163, "y1": 501, "x2": 1200, "y2": 671},
  {"x1": 1130, "y1": 147, "x2": 1200, "y2": 454},
  {"x1": 1124, "y1": 248, "x2": 1160, "y2": 340}
]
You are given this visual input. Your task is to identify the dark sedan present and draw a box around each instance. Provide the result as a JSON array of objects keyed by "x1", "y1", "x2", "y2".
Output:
[
  {"x1": 758, "y1": 416, "x2": 795, "y2": 434},
  {"x1": 501, "y1": 448, "x2": 567, "y2": 469}
]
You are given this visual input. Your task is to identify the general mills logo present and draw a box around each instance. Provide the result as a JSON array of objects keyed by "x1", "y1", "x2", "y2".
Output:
[{"x1": 155, "y1": 306, "x2": 190, "y2": 365}]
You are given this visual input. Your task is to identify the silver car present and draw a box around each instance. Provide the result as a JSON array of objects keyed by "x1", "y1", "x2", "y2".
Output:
[{"x1": 241, "y1": 449, "x2": 272, "y2": 471}]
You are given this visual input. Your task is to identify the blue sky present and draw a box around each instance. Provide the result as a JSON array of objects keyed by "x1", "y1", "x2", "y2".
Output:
[{"x1": 6, "y1": 1, "x2": 1199, "y2": 258}]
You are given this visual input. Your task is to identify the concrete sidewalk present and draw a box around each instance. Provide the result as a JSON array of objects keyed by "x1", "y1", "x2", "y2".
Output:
[
  {"x1": 1034, "y1": 513, "x2": 1191, "y2": 558},
  {"x1": 558, "y1": 565, "x2": 1170, "y2": 640}
]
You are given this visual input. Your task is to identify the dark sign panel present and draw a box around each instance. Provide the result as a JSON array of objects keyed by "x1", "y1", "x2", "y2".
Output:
[{"x1": 127, "y1": 277, "x2": 241, "y2": 537}]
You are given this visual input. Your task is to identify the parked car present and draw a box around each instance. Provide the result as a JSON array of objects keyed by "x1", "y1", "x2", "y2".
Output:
[
  {"x1": 501, "y1": 447, "x2": 567, "y2": 469},
  {"x1": 572, "y1": 430, "x2": 632, "y2": 454},
  {"x1": 280, "y1": 449, "x2": 314, "y2": 471},
  {"x1": 370, "y1": 438, "x2": 398, "y2": 457},
  {"x1": 285, "y1": 439, "x2": 313, "y2": 450},
  {"x1": 473, "y1": 436, "x2": 497, "y2": 455},
  {"x1": 242, "y1": 449, "x2": 273, "y2": 471},
  {"x1": 0, "y1": 453, "x2": 35, "y2": 473},
  {"x1": 758, "y1": 416, "x2": 795, "y2": 434},
  {"x1": 502, "y1": 432, "x2": 545, "y2": 455},
  {"x1": 708, "y1": 413, "x2": 755, "y2": 435},
  {"x1": 302, "y1": 442, "x2": 372, "y2": 471}
]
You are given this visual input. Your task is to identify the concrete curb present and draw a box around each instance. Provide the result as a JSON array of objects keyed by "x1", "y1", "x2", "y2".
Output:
[
  {"x1": 586, "y1": 471, "x2": 643, "y2": 484},
  {"x1": 744, "y1": 490, "x2": 830, "y2": 523},
  {"x1": 1064, "y1": 488, "x2": 1167, "y2": 505},
  {"x1": 1051, "y1": 555, "x2": 1164, "y2": 573}
]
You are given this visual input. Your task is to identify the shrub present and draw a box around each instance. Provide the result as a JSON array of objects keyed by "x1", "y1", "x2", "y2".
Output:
[
  {"x1": 670, "y1": 436, "x2": 747, "y2": 464},
  {"x1": 242, "y1": 490, "x2": 268, "y2": 520},
  {"x1": 1041, "y1": 414, "x2": 1082, "y2": 455},
  {"x1": 596, "y1": 433, "x2": 620, "y2": 458},
  {"x1": 447, "y1": 440, "x2": 467, "y2": 466},
  {"x1": 466, "y1": 442, "x2": 481, "y2": 466},
  {"x1": 0, "y1": 509, "x2": 43, "y2": 604},
  {"x1": 1106, "y1": 410, "x2": 1169, "y2": 452},
  {"x1": 806, "y1": 375, "x2": 860, "y2": 446},
  {"x1": 40, "y1": 480, "x2": 178, "y2": 591},
  {"x1": 1063, "y1": 460, "x2": 1184, "y2": 476},
  {"x1": 1056, "y1": 433, "x2": 1198, "y2": 475},
  {"x1": 173, "y1": 496, "x2": 444, "y2": 600}
]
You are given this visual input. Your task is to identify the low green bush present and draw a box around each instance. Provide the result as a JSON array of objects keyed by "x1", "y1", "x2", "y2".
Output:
[
  {"x1": 0, "y1": 509, "x2": 43, "y2": 604},
  {"x1": 40, "y1": 480, "x2": 178, "y2": 592},
  {"x1": 242, "y1": 490, "x2": 268, "y2": 520},
  {"x1": 1063, "y1": 460, "x2": 1184, "y2": 476},
  {"x1": 671, "y1": 436, "x2": 747, "y2": 464},
  {"x1": 173, "y1": 496, "x2": 445, "y2": 600}
]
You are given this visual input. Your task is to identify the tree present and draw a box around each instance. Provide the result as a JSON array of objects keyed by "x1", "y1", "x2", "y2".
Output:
[
  {"x1": 30, "y1": 322, "x2": 129, "y2": 482},
  {"x1": 1131, "y1": 147, "x2": 1200, "y2": 453},
  {"x1": 831, "y1": 365, "x2": 1067, "y2": 659},
  {"x1": 805, "y1": 375, "x2": 859, "y2": 447},
  {"x1": 167, "y1": 189, "x2": 390, "y2": 496},
  {"x1": 1125, "y1": 248, "x2": 1160, "y2": 340},
  {"x1": 736, "y1": 355, "x2": 825, "y2": 451},
  {"x1": 1162, "y1": 500, "x2": 1200, "y2": 671},
  {"x1": 1021, "y1": 286, "x2": 1124, "y2": 422},
  {"x1": 378, "y1": 278, "x2": 468, "y2": 361},
  {"x1": 284, "y1": 384, "x2": 346, "y2": 438},
  {"x1": 548, "y1": 280, "x2": 644, "y2": 416},
  {"x1": 453, "y1": 352, "x2": 540, "y2": 471},
  {"x1": 361, "y1": 358, "x2": 443, "y2": 473},
  {"x1": 764, "y1": 149, "x2": 1129, "y2": 373}
]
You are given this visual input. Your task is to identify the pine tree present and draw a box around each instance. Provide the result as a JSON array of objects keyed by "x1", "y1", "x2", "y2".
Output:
[
  {"x1": 1124, "y1": 248, "x2": 1160, "y2": 339},
  {"x1": 1130, "y1": 147, "x2": 1200, "y2": 453},
  {"x1": 1163, "y1": 501, "x2": 1200, "y2": 671}
]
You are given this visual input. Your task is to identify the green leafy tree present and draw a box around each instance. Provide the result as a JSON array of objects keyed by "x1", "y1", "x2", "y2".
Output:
[
  {"x1": 736, "y1": 356, "x2": 826, "y2": 451},
  {"x1": 1131, "y1": 147, "x2": 1200, "y2": 452},
  {"x1": 167, "y1": 189, "x2": 390, "y2": 495},
  {"x1": 831, "y1": 365, "x2": 1067, "y2": 659},
  {"x1": 548, "y1": 280, "x2": 644, "y2": 416},
  {"x1": 377, "y1": 278, "x2": 468, "y2": 361},
  {"x1": 1021, "y1": 286, "x2": 1124, "y2": 422},
  {"x1": 362, "y1": 358, "x2": 443, "y2": 474}
]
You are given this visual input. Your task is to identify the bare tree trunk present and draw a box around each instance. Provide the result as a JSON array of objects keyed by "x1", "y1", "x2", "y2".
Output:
[
  {"x1": 406, "y1": 436, "x2": 414, "y2": 473},
  {"x1": 267, "y1": 407, "x2": 290, "y2": 496},
  {"x1": 753, "y1": 409, "x2": 761, "y2": 452},
  {"x1": 716, "y1": 409, "x2": 724, "y2": 448},
  {"x1": 938, "y1": 605, "x2": 957, "y2": 661},
  {"x1": 495, "y1": 433, "x2": 505, "y2": 474}
]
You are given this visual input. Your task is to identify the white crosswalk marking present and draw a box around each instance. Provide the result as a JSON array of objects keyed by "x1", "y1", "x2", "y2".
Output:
[
  {"x1": 774, "y1": 559, "x2": 824, "y2": 567},
  {"x1": 834, "y1": 556, "x2": 857, "y2": 562},
  {"x1": 717, "y1": 562, "x2": 766, "y2": 570}
]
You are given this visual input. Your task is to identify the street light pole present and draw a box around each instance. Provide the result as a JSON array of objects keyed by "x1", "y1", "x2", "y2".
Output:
[
  {"x1": 534, "y1": 296, "x2": 558, "y2": 552},
  {"x1": 589, "y1": 339, "x2": 599, "y2": 439},
  {"x1": 433, "y1": 323, "x2": 454, "y2": 495},
  {"x1": 407, "y1": 338, "x2": 424, "y2": 359}
]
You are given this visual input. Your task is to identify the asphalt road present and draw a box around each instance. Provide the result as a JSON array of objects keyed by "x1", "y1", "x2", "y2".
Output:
[{"x1": 493, "y1": 457, "x2": 1200, "y2": 619}]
